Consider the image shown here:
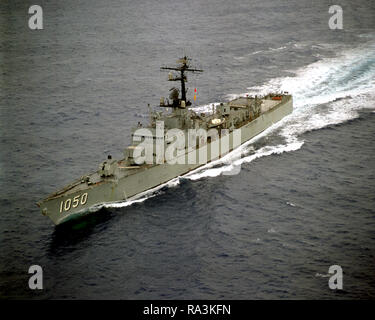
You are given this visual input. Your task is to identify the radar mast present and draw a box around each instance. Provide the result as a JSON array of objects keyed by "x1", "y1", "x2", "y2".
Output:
[{"x1": 160, "y1": 56, "x2": 203, "y2": 107}]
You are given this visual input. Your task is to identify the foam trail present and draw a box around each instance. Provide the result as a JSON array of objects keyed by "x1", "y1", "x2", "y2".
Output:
[
  {"x1": 184, "y1": 38, "x2": 375, "y2": 181},
  {"x1": 100, "y1": 37, "x2": 375, "y2": 208},
  {"x1": 243, "y1": 40, "x2": 375, "y2": 112},
  {"x1": 89, "y1": 176, "x2": 181, "y2": 210},
  {"x1": 185, "y1": 118, "x2": 303, "y2": 181}
]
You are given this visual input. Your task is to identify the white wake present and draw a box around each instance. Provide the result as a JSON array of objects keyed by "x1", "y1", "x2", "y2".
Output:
[{"x1": 101, "y1": 36, "x2": 375, "y2": 209}]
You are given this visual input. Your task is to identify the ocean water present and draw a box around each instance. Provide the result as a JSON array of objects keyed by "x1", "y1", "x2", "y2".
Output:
[{"x1": 0, "y1": 0, "x2": 375, "y2": 299}]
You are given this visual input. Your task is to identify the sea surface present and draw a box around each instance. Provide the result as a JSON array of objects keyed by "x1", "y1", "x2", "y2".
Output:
[{"x1": 0, "y1": 0, "x2": 375, "y2": 299}]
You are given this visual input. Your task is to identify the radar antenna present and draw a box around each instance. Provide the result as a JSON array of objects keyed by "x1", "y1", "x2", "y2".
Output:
[{"x1": 160, "y1": 56, "x2": 203, "y2": 106}]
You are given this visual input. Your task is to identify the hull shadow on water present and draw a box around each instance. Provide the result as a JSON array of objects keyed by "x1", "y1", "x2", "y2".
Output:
[
  {"x1": 48, "y1": 207, "x2": 115, "y2": 255},
  {"x1": 46, "y1": 177, "x2": 206, "y2": 255}
]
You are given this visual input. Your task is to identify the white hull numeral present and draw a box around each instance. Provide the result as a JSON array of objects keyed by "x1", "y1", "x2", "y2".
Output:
[{"x1": 59, "y1": 192, "x2": 88, "y2": 213}]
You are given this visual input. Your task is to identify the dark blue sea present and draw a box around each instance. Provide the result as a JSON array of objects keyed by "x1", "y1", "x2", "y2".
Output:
[{"x1": 1, "y1": 0, "x2": 375, "y2": 299}]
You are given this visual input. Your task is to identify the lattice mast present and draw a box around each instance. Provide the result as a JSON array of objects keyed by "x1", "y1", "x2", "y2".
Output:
[{"x1": 160, "y1": 56, "x2": 203, "y2": 106}]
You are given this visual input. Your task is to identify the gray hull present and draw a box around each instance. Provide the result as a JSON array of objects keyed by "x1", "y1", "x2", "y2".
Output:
[{"x1": 38, "y1": 97, "x2": 293, "y2": 225}]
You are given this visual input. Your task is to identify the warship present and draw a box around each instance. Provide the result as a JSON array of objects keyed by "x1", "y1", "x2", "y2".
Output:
[{"x1": 37, "y1": 57, "x2": 293, "y2": 225}]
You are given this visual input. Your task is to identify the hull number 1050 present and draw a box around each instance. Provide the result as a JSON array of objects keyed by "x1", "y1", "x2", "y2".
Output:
[{"x1": 59, "y1": 193, "x2": 88, "y2": 213}]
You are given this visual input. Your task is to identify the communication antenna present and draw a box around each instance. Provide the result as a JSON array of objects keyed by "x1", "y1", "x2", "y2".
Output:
[{"x1": 160, "y1": 56, "x2": 203, "y2": 106}]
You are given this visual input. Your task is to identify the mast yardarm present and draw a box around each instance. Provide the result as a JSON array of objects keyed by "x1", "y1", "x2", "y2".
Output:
[{"x1": 160, "y1": 56, "x2": 203, "y2": 106}]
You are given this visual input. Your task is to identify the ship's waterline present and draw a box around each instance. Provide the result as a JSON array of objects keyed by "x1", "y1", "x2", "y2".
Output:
[{"x1": 37, "y1": 57, "x2": 293, "y2": 225}]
